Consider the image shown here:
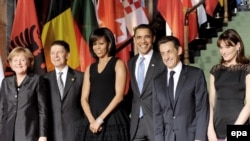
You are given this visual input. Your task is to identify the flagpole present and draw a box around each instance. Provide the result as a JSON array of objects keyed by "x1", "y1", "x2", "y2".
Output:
[
  {"x1": 184, "y1": 0, "x2": 205, "y2": 65},
  {"x1": 0, "y1": 56, "x2": 4, "y2": 87},
  {"x1": 223, "y1": 0, "x2": 229, "y2": 24}
]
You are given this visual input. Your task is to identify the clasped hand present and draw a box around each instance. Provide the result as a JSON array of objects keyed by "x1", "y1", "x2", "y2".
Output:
[{"x1": 89, "y1": 120, "x2": 103, "y2": 134}]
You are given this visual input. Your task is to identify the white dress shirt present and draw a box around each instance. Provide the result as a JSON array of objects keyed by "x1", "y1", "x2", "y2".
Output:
[
  {"x1": 55, "y1": 66, "x2": 69, "y2": 86},
  {"x1": 167, "y1": 61, "x2": 182, "y2": 98},
  {"x1": 135, "y1": 49, "x2": 153, "y2": 80}
]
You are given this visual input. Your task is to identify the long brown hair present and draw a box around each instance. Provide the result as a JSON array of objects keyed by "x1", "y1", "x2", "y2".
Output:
[{"x1": 217, "y1": 29, "x2": 249, "y2": 64}]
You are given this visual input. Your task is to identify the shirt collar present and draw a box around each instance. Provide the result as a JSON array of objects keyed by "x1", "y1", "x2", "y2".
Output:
[
  {"x1": 138, "y1": 49, "x2": 153, "y2": 62},
  {"x1": 168, "y1": 61, "x2": 182, "y2": 74},
  {"x1": 55, "y1": 65, "x2": 68, "y2": 75}
]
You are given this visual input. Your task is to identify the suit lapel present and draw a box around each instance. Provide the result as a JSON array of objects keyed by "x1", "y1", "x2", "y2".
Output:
[
  {"x1": 163, "y1": 69, "x2": 175, "y2": 108},
  {"x1": 51, "y1": 70, "x2": 62, "y2": 100},
  {"x1": 130, "y1": 55, "x2": 141, "y2": 95},
  {"x1": 7, "y1": 76, "x2": 18, "y2": 97},
  {"x1": 141, "y1": 52, "x2": 159, "y2": 95},
  {"x1": 14, "y1": 74, "x2": 34, "y2": 96},
  {"x1": 173, "y1": 65, "x2": 188, "y2": 109},
  {"x1": 63, "y1": 68, "x2": 76, "y2": 100},
  {"x1": 160, "y1": 70, "x2": 175, "y2": 109},
  {"x1": 18, "y1": 74, "x2": 30, "y2": 94}
]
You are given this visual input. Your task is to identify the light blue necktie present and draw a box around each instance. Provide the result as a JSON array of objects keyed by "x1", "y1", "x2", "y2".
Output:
[
  {"x1": 137, "y1": 57, "x2": 145, "y2": 93},
  {"x1": 137, "y1": 57, "x2": 145, "y2": 118}
]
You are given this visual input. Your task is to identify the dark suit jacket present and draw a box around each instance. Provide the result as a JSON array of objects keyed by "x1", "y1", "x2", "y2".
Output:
[
  {"x1": 0, "y1": 74, "x2": 47, "y2": 141},
  {"x1": 153, "y1": 65, "x2": 209, "y2": 141},
  {"x1": 43, "y1": 67, "x2": 84, "y2": 141},
  {"x1": 128, "y1": 51, "x2": 165, "y2": 140}
]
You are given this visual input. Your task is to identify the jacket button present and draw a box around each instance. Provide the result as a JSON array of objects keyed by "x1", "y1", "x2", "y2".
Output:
[{"x1": 173, "y1": 116, "x2": 176, "y2": 119}]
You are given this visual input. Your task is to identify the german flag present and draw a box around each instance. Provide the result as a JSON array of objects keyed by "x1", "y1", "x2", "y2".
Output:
[{"x1": 72, "y1": 0, "x2": 98, "y2": 71}]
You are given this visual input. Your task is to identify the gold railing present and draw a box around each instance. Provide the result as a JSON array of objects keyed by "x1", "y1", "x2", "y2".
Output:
[
  {"x1": 223, "y1": 0, "x2": 229, "y2": 24},
  {"x1": 184, "y1": 0, "x2": 205, "y2": 64}
]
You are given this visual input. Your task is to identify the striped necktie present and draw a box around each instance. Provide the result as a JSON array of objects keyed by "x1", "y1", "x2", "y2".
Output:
[{"x1": 57, "y1": 72, "x2": 64, "y2": 99}]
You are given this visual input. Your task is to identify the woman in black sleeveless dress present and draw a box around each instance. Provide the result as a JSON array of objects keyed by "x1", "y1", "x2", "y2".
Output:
[
  {"x1": 81, "y1": 28, "x2": 130, "y2": 141},
  {"x1": 207, "y1": 29, "x2": 250, "y2": 141}
]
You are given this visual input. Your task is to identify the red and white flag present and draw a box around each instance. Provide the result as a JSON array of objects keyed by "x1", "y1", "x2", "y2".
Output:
[
  {"x1": 122, "y1": 0, "x2": 149, "y2": 35},
  {"x1": 205, "y1": 0, "x2": 218, "y2": 16},
  {"x1": 97, "y1": 0, "x2": 131, "y2": 62},
  {"x1": 192, "y1": 0, "x2": 207, "y2": 26},
  {"x1": 183, "y1": 0, "x2": 198, "y2": 42},
  {"x1": 158, "y1": 0, "x2": 184, "y2": 47}
]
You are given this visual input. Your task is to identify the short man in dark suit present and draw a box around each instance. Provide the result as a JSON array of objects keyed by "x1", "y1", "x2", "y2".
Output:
[
  {"x1": 153, "y1": 36, "x2": 209, "y2": 141},
  {"x1": 128, "y1": 24, "x2": 165, "y2": 141},
  {"x1": 43, "y1": 40, "x2": 84, "y2": 141}
]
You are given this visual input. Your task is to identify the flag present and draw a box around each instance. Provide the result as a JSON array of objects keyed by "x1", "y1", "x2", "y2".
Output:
[
  {"x1": 157, "y1": 0, "x2": 184, "y2": 47},
  {"x1": 122, "y1": 0, "x2": 149, "y2": 55},
  {"x1": 72, "y1": 0, "x2": 98, "y2": 71},
  {"x1": 97, "y1": 0, "x2": 131, "y2": 64},
  {"x1": 35, "y1": 0, "x2": 51, "y2": 28},
  {"x1": 8, "y1": 0, "x2": 47, "y2": 75},
  {"x1": 192, "y1": 0, "x2": 207, "y2": 26},
  {"x1": 122, "y1": 0, "x2": 149, "y2": 35},
  {"x1": 236, "y1": 0, "x2": 241, "y2": 5},
  {"x1": 183, "y1": 0, "x2": 198, "y2": 42},
  {"x1": 205, "y1": 0, "x2": 218, "y2": 16},
  {"x1": 0, "y1": 56, "x2": 4, "y2": 87},
  {"x1": 42, "y1": 0, "x2": 81, "y2": 71},
  {"x1": 219, "y1": 0, "x2": 224, "y2": 6}
]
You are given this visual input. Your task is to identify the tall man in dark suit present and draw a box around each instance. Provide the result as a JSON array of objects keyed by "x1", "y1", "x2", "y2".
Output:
[
  {"x1": 128, "y1": 24, "x2": 165, "y2": 141},
  {"x1": 43, "y1": 40, "x2": 84, "y2": 141},
  {"x1": 153, "y1": 36, "x2": 209, "y2": 141}
]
